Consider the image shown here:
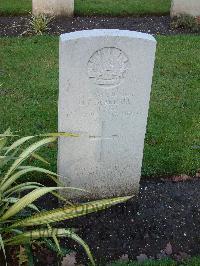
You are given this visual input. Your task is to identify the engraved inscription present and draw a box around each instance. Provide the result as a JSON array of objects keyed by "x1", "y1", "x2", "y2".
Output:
[
  {"x1": 87, "y1": 47, "x2": 129, "y2": 88},
  {"x1": 65, "y1": 110, "x2": 135, "y2": 119},
  {"x1": 79, "y1": 95, "x2": 133, "y2": 107}
]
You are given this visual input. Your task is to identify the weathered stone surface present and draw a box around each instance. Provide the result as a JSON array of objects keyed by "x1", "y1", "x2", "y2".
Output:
[
  {"x1": 58, "y1": 29, "x2": 156, "y2": 199},
  {"x1": 171, "y1": 0, "x2": 200, "y2": 17},
  {"x1": 32, "y1": 0, "x2": 74, "y2": 17}
]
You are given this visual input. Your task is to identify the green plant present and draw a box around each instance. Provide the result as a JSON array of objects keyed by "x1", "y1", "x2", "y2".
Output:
[
  {"x1": 171, "y1": 15, "x2": 200, "y2": 32},
  {"x1": 0, "y1": 129, "x2": 132, "y2": 265},
  {"x1": 28, "y1": 13, "x2": 54, "y2": 35}
]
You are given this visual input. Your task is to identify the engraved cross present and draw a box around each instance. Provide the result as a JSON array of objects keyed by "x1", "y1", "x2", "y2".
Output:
[{"x1": 89, "y1": 121, "x2": 118, "y2": 162}]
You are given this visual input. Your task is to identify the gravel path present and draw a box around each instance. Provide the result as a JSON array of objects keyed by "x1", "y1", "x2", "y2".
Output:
[{"x1": 0, "y1": 15, "x2": 196, "y2": 37}]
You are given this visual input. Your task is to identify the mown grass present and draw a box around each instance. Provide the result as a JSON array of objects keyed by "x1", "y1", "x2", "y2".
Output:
[
  {"x1": 75, "y1": 0, "x2": 171, "y2": 16},
  {"x1": 110, "y1": 259, "x2": 175, "y2": 266},
  {"x1": 0, "y1": 35, "x2": 199, "y2": 176},
  {"x1": 0, "y1": 0, "x2": 31, "y2": 15},
  {"x1": 0, "y1": 0, "x2": 171, "y2": 16},
  {"x1": 110, "y1": 257, "x2": 200, "y2": 265}
]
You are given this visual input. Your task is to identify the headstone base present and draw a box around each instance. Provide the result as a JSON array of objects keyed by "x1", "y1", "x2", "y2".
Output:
[
  {"x1": 171, "y1": 0, "x2": 200, "y2": 17},
  {"x1": 32, "y1": 0, "x2": 74, "y2": 17}
]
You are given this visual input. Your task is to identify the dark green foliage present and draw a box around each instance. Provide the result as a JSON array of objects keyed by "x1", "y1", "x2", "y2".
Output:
[{"x1": 43, "y1": 238, "x2": 71, "y2": 257}]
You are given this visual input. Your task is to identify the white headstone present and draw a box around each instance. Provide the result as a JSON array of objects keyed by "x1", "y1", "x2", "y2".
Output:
[
  {"x1": 171, "y1": 0, "x2": 200, "y2": 17},
  {"x1": 32, "y1": 0, "x2": 74, "y2": 17},
  {"x1": 58, "y1": 29, "x2": 156, "y2": 199}
]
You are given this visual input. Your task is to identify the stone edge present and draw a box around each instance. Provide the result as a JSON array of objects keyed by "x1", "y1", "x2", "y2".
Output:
[{"x1": 60, "y1": 29, "x2": 156, "y2": 43}]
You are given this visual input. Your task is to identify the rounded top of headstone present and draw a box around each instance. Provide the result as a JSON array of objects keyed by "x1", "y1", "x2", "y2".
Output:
[{"x1": 60, "y1": 29, "x2": 156, "y2": 43}]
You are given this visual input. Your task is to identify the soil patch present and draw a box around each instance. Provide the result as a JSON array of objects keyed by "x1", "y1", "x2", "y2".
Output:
[
  {"x1": 0, "y1": 15, "x2": 198, "y2": 37},
  {"x1": 34, "y1": 178, "x2": 200, "y2": 265},
  {"x1": 67, "y1": 178, "x2": 200, "y2": 264}
]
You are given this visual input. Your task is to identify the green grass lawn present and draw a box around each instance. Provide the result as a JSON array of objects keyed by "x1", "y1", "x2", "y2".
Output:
[
  {"x1": 0, "y1": 0, "x2": 31, "y2": 15},
  {"x1": 75, "y1": 0, "x2": 171, "y2": 16},
  {"x1": 110, "y1": 257, "x2": 200, "y2": 266},
  {"x1": 0, "y1": 35, "x2": 199, "y2": 176},
  {"x1": 0, "y1": 0, "x2": 171, "y2": 16}
]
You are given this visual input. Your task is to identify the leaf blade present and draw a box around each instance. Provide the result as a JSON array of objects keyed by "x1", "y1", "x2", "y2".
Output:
[
  {"x1": 0, "y1": 233, "x2": 7, "y2": 266},
  {"x1": 5, "y1": 136, "x2": 34, "y2": 155},
  {"x1": 1, "y1": 187, "x2": 85, "y2": 221},
  {"x1": 3, "y1": 137, "x2": 57, "y2": 182},
  {"x1": 10, "y1": 196, "x2": 132, "y2": 227},
  {"x1": 1, "y1": 166, "x2": 62, "y2": 192}
]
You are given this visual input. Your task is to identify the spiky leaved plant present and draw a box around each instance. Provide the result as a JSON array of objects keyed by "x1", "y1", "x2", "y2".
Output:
[
  {"x1": 29, "y1": 13, "x2": 53, "y2": 35},
  {"x1": 0, "y1": 129, "x2": 132, "y2": 265}
]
